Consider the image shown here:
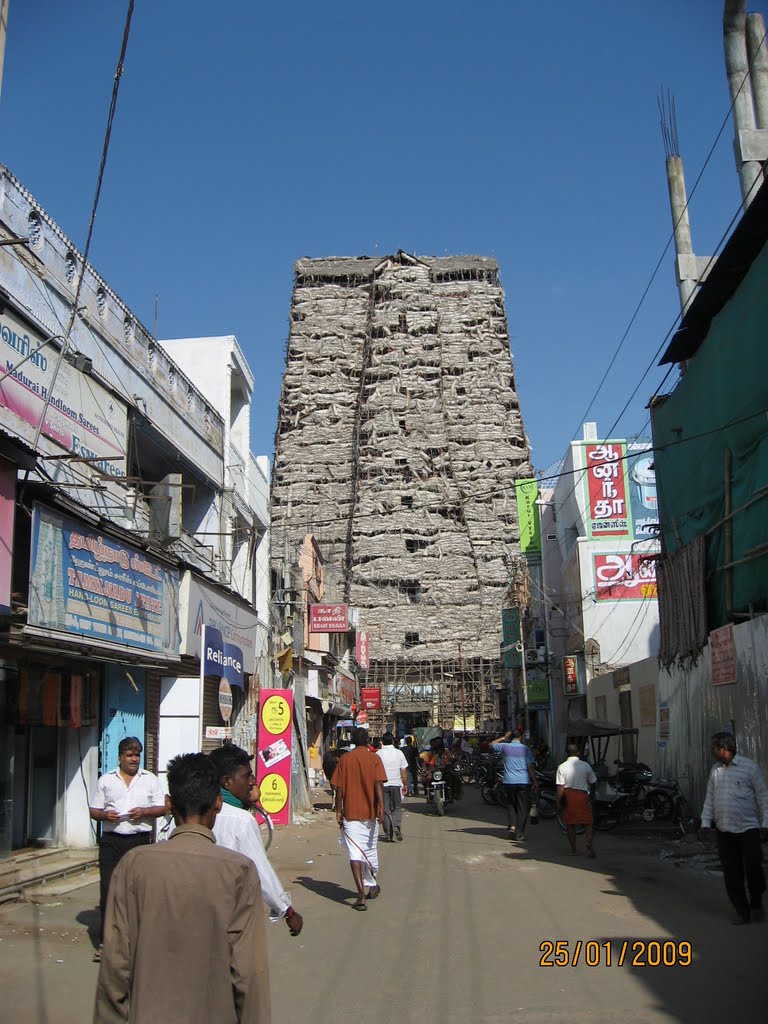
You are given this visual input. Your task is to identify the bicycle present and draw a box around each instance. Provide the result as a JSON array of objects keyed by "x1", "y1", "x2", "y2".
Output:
[{"x1": 157, "y1": 802, "x2": 274, "y2": 851}]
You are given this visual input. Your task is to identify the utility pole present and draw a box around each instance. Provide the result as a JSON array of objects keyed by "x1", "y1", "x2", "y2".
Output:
[{"x1": 509, "y1": 556, "x2": 531, "y2": 738}]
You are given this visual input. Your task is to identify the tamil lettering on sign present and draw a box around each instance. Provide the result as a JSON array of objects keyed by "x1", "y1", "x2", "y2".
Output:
[
  {"x1": 356, "y1": 630, "x2": 370, "y2": 669},
  {"x1": 563, "y1": 655, "x2": 580, "y2": 696},
  {"x1": 0, "y1": 458, "x2": 15, "y2": 614},
  {"x1": 0, "y1": 309, "x2": 128, "y2": 475},
  {"x1": 28, "y1": 504, "x2": 180, "y2": 655},
  {"x1": 515, "y1": 478, "x2": 541, "y2": 561},
  {"x1": 309, "y1": 603, "x2": 349, "y2": 633},
  {"x1": 360, "y1": 686, "x2": 381, "y2": 710},
  {"x1": 256, "y1": 689, "x2": 294, "y2": 826},
  {"x1": 583, "y1": 443, "x2": 629, "y2": 538},
  {"x1": 593, "y1": 552, "x2": 658, "y2": 602},
  {"x1": 501, "y1": 608, "x2": 521, "y2": 669},
  {"x1": 710, "y1": 624, "x2": 737, "y2": 686}
]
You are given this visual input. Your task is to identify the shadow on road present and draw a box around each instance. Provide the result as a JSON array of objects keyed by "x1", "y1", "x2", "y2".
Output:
[
  {"x1": 450, "y1": 786, "x2": 760, "y2": 1021},
  {"x1": 295, "y1": 874, "x2": 358, "y2": 907},
  {"x1": 76, "y1": 908, "x2": 100, "y2": 951}
]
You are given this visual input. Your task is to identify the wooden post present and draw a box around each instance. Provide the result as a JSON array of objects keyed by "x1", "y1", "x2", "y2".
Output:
[{"x1": 725, "y1": 448, "x2": 733, "y2": 620}]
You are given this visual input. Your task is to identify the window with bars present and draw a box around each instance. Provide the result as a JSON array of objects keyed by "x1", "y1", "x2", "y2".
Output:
[{"x1": 65, "y1": 251, "x2": 77, "y2": 285}]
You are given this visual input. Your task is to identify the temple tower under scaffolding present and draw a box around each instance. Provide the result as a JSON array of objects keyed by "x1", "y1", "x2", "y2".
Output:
[{"x1": 271, "y1": 252, "x2": 532, "y2": 730}]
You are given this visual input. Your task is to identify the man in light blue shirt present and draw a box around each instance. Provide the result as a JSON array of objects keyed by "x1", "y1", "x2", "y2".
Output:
[
  {"x1": 700, "y1": 731, "x2": 768, "y2": 925},
  {"x1": 491, "y1": 728, "x2": 538, "y2": 841}
]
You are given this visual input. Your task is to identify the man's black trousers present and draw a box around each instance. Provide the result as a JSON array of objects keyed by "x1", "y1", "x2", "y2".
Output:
[
  {"x1": 98, "y1": 832, "x2": 152, "y2": 939},
  {"x1": 716, "y1": 827, "x2": 765, "y2": 919}
]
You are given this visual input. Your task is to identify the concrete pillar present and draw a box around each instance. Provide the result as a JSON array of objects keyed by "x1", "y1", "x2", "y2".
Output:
[
  {"x1": 746, "y1": 13, "x2": 768, "y2": 130},
  {"x1": 0, "y1": 0, "x2": 9, "y2": 104},
  {"x1": 724, "y1": 0, "x2": 763, "y2": 208},
  {"x1": 665, "y1": 156, "x2": 696, "y2": 314}
]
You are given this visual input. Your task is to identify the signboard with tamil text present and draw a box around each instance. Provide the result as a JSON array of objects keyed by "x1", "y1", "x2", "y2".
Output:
[
  {"x1": 309, "y1": 603, "x2": 349, "y2": 633},
  {"x1": 593, "y1": 552, "x2": 658, "y2": 602},
  {"x1": 28, "y1": 504, "x2": 180, "y2": 656},
  {"x1": 710, "y1": 624, "x2": 737, "y2": 686},
  {"x1": 582, "y1": 442, "x2": 630, "y2": 539}
]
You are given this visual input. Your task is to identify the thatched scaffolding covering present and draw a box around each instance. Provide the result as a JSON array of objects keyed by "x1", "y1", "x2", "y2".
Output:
[{"x1": 272, "y1": 252, "x2": 532, "y2": 724}]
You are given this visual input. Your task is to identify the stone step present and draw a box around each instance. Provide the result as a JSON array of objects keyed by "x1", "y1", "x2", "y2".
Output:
[{"x1": 0, "y1": 849, "x2": 98, "y2": 893}]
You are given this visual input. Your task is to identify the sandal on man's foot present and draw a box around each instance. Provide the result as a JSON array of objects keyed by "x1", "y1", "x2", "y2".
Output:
[
  {"x1": 92, "y1": 946, "x2": 102, "y2": 963},
  {"x1": 365, "y1": 885, "x2": 380, "y2": 900},
  {"x1": 352, "y1": 900, "x2": 367, "y2": 911}
]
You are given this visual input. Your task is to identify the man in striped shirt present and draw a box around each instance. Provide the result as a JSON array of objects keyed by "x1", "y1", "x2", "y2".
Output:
[{"x1": 701, "y1": 731, "x2": 768, "y2": 925}]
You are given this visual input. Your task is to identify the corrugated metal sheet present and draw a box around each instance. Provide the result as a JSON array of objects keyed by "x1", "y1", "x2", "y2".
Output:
[{"x1": 656, "y1": 614, "x2": 768, "y2": 813}]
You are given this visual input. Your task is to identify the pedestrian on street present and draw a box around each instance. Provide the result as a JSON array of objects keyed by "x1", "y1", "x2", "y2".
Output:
[
  {"x1": 377, "y1": 731, "x2": 409, "y2": 841},
  {"x1": 402, "y1": 736, "x2": 420, "y2": 795},
  {"x1": 331, "y1": 727, "x2": 387, "y2": 911},
  {"x1": 94, "y1": 753, "x2": 270, "y2": 1024},
  {"x1": 556, "y1": 743, "x2": 597, "y2": 858},
  {"x1": 208, "y1": 744, "x2": 304, "y2": 936},
  {"x1": 491, "y1": 728, "x2": 538, "y2": 842},
  {"x1": 700, "y1": 731, "x2": 768, "y2": 925},
  {"x1": 88, "y1": 736, "x2": 166, "y2": 960}
]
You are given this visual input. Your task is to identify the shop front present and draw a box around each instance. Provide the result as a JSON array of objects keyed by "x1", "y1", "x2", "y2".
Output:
[{"x1": 2, "y1": 504, "x2": 181, "y2": 851}]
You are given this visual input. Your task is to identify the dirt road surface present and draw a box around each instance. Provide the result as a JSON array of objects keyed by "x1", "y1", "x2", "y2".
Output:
[{"x1": 0, "y1": 788, "x2": 762, "y2": 1023}]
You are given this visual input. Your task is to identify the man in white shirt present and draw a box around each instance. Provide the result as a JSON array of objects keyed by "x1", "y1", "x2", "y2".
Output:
[
  {"x1": 700, "y1": 731, "x2": 768, "y2": 924},
  {"x1": 208, "y1": 744, "x2": 304, "y2": 936},
  {"x1": 556, "y1": 744, "x2": 597, "y2": 858},
  {"x1": 89, "y1": 736, "x2": 167, "y2": 956},
  {"x1": 377, "y1": 732, "x2": 409, "y2": 842}
]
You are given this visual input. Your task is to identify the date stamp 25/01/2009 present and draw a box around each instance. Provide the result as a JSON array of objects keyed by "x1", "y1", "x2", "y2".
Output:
[{"x1": 539, "y1": 940, "x2": 692, "y2": 968}]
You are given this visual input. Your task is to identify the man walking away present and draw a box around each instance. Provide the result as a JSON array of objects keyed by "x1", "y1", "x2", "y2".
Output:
[
  {"x1": 701, "y1": 731, "x2": 768, "y2": 924},
  {"x1": 377, "y1": 732, "x2": 409, "y2": 841},
  {"x1": 402, "y1": 736, "x2": 420, "y2": 795},
  {"x1": 89, "y1": 737, "x2": 166, "y2": 960},
  {"x1": 556, "y1": 743, "x2": 597, "y2": 858},
  {"x1": 209, "y1": 744, "x2": 303, "y2": 935},
  {"x1": 492, "y1": 729, "x2": 538, "y2": 841},
  {"x1": 331, "y1": 728, "x2": 387, "y2": 911},
  {"x1": 94, "y1": 753, "x2": 270, "y2": 1024}
]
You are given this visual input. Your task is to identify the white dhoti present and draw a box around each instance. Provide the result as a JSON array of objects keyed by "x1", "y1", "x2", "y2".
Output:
[{"x1": 340, "y1": 819, "x2": 379, "y2": 886}]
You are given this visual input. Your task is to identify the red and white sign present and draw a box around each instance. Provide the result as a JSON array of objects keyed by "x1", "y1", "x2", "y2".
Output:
[
  {"x1": 593, "y1": 552, "x2": 658, "y2": 602},
  {"x1": 356, "y1": 630, "x2": 370, "y2": 669},
  {"x1": 563, "y1": 656, "x2": 580, "y2": 696},
  {"x1": 309, "y1": 603, "x2": 349, "y2": 633},
  {"x1": 585, "y1": 443, "x2": 629, "y2": 538},
  {"x1": 361, "y1": 686, "x2": 381, "y2": 710},
  {"x1": 710, "y1": 624, "x2": 737, "y2": 686}
]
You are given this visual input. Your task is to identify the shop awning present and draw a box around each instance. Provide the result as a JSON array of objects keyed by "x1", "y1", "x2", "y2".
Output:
[{"x1": 322, "y1": 700, "x2": 351, "y2": 718}]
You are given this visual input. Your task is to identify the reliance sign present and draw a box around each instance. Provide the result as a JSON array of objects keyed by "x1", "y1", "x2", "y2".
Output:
[{"x1": 309, "y1": 603, "x2": 349, "y2": 633}]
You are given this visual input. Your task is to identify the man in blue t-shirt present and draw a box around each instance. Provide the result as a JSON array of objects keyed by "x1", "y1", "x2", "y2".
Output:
[{"x1": 491, "y1": 729, "x2": 539, "y2": 841}]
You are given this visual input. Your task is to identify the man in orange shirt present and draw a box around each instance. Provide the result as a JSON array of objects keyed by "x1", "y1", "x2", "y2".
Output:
[{"x1": 331, "y1": 728, "x2": 387, "y2": 911}]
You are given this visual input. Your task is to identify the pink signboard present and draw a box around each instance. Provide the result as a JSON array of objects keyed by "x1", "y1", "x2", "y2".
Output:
[
  {"x1": 255, "y1": 688, "x2": 294, "y2": 825},
  {"x1": 593, "y1": 552, "x2": 658, "y2": 602},
  {"x1": 0, "y1": 458, "x2": 15, "y2": 614},
  {"x1": 563, "y1": 656, "x2": 580, "y2": 696},
  {"x1": 584, "y1": 443, "x2": 629, "y2": 538},
  {"x1": 309, "y1": 603, "x2": 349, "y2": 633}
]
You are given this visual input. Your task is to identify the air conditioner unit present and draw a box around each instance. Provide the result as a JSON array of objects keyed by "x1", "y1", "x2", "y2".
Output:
[{"x1": 525, "y1": 648, "x2": 543, "y2": 665}]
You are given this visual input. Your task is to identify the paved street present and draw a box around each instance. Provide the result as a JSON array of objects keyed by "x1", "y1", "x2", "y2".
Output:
[{"x1": 0, "y1": 788, "x2": 762, "y2": 1024}]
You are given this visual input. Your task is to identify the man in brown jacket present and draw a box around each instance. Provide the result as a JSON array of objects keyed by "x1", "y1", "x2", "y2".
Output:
[{"x1": 94, "y1": 752, "x2": 270, "y2": 1024}]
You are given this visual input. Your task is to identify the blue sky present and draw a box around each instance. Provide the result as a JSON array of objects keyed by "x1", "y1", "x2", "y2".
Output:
[{"x1": 1, "y1": 1, "x2": 759, "y2": 471}]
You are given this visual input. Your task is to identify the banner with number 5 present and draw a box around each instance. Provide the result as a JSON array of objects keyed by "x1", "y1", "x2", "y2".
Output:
[{"x1": 255, "y1": 688, "x2": 294, "y2": 825}]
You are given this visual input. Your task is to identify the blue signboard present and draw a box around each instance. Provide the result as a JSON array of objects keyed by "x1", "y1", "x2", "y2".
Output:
[
  {"x1": 28, "y1": 504, "x2": 180, "y2": 656},
  {"x1": 203, "y1": 624, "x2": 245, "y2": 688}
]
